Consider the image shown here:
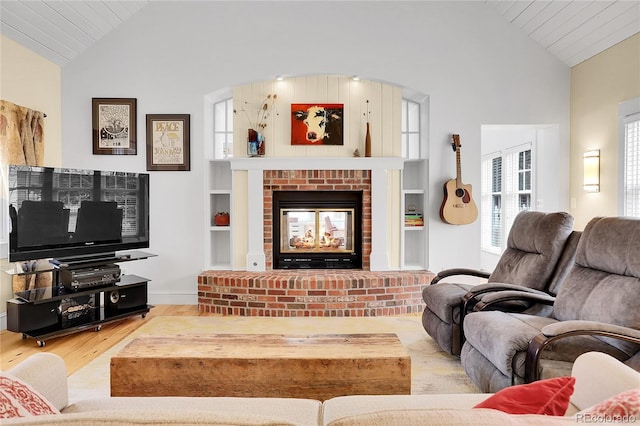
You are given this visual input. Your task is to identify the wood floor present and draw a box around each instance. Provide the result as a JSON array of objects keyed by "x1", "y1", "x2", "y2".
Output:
[{"x1": 0, "y1": 305, "x2": 199, "y2": 374}]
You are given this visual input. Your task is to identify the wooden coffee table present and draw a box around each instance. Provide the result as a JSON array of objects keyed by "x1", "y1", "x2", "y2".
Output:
[{"x1": 110, "y1": 333, "x2": 411, "y2": 400}]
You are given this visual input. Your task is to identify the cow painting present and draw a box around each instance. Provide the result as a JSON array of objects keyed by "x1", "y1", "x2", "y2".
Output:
[{"x1": 291, "y1": 103, "x2": 343, "y2": 145}]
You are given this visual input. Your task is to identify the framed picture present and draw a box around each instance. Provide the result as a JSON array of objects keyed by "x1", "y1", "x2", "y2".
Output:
[
  {"x1": 145, "y1": 114, "x2": 190, "y2": 171},
  {"x1": 291, "y1": 103, "x2": 344, "y2": 145},
  {"x1": 92, "y1": 98, "x2": 137, "y2": 155}
]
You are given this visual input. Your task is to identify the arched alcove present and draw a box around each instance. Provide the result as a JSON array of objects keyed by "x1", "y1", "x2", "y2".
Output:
[{"x1": 204, "y1": 74, "x2": 429, "y2": 160}]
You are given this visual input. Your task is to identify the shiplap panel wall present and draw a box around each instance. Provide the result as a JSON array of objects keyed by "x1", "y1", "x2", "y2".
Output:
[{"x1": 233, "y1": 75, "x2": 402, "y2": 158}]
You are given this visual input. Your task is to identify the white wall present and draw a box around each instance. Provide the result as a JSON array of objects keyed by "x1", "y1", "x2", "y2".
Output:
[{"x1": 60, "y1": 1, "x2": 569, "y2": 303}]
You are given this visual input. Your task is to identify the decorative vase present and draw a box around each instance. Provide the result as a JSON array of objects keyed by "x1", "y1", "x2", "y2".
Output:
[
  {"x1": 214, "y1": 212, "x2": 230, "y2": 226},
  {"x1": 365, "y1": 122, "x2": 372, "y2": 157},
  {"x1": 247, "y1": 129, "x2": 265, "y2": 157}
]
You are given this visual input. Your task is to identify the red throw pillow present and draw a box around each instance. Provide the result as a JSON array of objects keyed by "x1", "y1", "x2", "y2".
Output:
[
  {"x1": 0, "y1": 373, "x2": 60, "y2": 418},
  {"x1": 473, "y1": 376, "x2": 576, "y2": 416}
]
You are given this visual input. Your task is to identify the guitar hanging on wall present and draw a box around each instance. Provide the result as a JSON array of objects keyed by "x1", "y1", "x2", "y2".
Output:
[{"x1": 440, "y1": 134, "x2": 478, "y2": 225}]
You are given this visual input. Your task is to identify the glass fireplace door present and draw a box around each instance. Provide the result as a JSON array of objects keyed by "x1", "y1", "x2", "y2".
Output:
[{"x1": 281, "y1": 209, "x2": 354, "y2": 253}]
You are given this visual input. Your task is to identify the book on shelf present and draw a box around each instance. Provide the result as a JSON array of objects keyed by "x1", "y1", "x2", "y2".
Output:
[{"x1": 404, "y1": 212, "x2": 424, "y2": 226}]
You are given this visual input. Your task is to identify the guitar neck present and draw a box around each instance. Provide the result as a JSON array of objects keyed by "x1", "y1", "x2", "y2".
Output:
[{"x1": 455, "y1": 146, "x2": 463, "y2": 187}]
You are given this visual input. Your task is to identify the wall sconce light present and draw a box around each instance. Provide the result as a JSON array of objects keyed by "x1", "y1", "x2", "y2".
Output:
[{"x1": 583, "y1": 149, "x2": 600, "y2": 193}]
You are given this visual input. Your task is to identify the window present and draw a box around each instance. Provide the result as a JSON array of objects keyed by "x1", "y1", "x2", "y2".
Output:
[
  {"x1": 401, "y1": 99, "x2": 420, "y2": 159},
  {"x1": 512, "y1": 148, "x2": 532, "y2": 213},
  {"x1": 620, "y1": 98, "x2": 640, "y2": 217},
  {"x1": 214, "y1": 98, "x2": 234, "y2": 158},
  {"x1": 488, "y1": 156, "x2": 502, "y2": 249},
  {"x1": 482, "y1": 143, "x2": 533, "y2": 253}
]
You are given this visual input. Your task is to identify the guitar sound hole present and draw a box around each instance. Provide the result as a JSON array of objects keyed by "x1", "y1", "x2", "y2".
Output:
[{"x1": 455, "y1": 188, "x2": 465, "y2": 198}]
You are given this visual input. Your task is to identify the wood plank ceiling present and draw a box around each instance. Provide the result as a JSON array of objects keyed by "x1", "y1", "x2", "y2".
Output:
[
  {"x1": 487, "y1": 0, "x2": 640, "y2": 67},
  {"x1": 1, "y1": 1, "x2": 639, "y2": 68},
  {"x1": 0, "y1": 1, "x2": 148, "y2": 65}
]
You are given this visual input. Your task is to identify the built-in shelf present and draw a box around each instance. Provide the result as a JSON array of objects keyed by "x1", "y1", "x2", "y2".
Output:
[
  {"x1": 205, "y1": 157, "x2": 428, "y2": 271},
  {"x1": 205, "y1": 161, "x2": 233, "y2": 270},
  {"x1": 401, "y1": 160, "x2": 428, "y2": 270}
]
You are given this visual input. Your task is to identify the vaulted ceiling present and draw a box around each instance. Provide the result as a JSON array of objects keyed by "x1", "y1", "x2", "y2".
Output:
[
  {"x1": 1, "y1": 1, "x2": 639, "y2": 68},
  {"x1": 0, "y1": 1, "x2": 147, "y2": 65},
  {"x1": 486, "y1": 0, "x2": 639, "y2": 67}
]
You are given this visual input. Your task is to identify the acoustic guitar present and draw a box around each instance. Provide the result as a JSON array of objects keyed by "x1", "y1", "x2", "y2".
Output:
[{"x1": 440, "y1": 134, "x2": 478, "y2": 225}]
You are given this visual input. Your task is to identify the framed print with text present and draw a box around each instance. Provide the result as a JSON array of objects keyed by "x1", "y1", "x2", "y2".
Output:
[{"x1": 145, "y1": 114, "x2": 191, "y2": 171}]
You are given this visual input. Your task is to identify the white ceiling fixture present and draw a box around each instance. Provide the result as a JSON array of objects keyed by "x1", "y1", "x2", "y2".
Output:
[{"x1": 1, "y1": 1, "x2": 638, "y2": 68}]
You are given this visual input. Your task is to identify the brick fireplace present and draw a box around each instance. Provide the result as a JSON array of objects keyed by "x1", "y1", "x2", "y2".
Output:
[
  {"x1": 265, "y1": 170, "x2": 370, "y2": 270},
  {"x1": 197, "y1": 157, "x2": 432, "y2": 317}
]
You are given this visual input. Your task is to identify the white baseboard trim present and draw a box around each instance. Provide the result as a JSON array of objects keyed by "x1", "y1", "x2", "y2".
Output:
[
  {"x1": 0, "y1": 312, "x2": 6, "y2": 331},
  {"x1": 148, "y1": 292, "x2": 197, "y2": 306}
]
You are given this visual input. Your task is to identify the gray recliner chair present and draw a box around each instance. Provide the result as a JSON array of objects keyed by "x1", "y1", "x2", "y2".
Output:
[
  {"x1": 461, "y1": 216, "x2": 640, "y2": 392},
  {"x1": 422, "y1": 211, "x2": 575, "y2": 355}
]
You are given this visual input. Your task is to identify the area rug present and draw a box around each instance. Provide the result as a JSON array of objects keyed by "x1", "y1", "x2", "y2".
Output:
[{"x1": 68, "y1": 315, "x2": 478, "y2": 403}]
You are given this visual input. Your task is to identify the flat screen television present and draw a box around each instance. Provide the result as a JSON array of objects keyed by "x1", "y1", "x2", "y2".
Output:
[{"x1": 7, "y1": 164, "x2": 149, "y2": 262}]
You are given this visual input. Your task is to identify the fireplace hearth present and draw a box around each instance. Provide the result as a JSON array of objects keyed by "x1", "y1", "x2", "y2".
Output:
[{"x1": 272, "y1": 191, "x2": 362, "y2": 269}]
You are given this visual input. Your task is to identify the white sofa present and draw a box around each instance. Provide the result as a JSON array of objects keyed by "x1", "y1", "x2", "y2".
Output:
[{"x1": 3, "y1": 351, "x2": 639, "y2": 425}]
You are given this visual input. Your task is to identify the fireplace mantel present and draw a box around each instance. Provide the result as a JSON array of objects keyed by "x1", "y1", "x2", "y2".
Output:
[
  {"x1": 230, "y1": 157, "x2": 405, "y2": 171},
  {"x1": 230, "y1": 157, "x2": 408, "y2": 272}
]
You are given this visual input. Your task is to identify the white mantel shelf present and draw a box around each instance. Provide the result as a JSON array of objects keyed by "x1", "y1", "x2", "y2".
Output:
[{"x1": 230, "y1": 157, "x2": 406, "y2": 171}]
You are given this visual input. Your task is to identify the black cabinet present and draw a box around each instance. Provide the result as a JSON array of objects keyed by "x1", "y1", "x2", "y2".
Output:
[
  {"x1": 7, "y1": 299, "x2": 59, "y2": 332},
  {"x1": 4, "y1": 251, "x2": 154, "y2": 347}
]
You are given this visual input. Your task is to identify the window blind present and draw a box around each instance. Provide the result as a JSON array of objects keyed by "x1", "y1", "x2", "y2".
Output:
[
  {"x1": 481, "y1": 154, "x2": 501, "y2": 253},
  {"x1": 624, "y1": 113, "x2": 640, "y2": 217},
  {"x1": 503, "y1": 149, "x2": 519, "y2": 235},
  {"x1": 481, "y1": 143, "x2": 532, "y2": 254}
]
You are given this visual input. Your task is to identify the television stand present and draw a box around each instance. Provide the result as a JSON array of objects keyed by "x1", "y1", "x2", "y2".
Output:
[
  {"x1": 53, "y1": 250, "x2": 154, "y2": 268},
  {"x1": 3, "y1": 251, "x2": 155, "y2": 347}
]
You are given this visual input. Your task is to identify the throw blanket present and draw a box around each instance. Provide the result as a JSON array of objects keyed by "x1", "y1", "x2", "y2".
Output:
[{"x1": 0, "y1": 99, "x2": 45, "y2": 166}]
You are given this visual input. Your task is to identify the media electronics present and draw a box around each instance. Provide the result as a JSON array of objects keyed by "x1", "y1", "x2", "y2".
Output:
[{"x1": 7, "y1": 165, "x2": 149, "y2": 263}]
